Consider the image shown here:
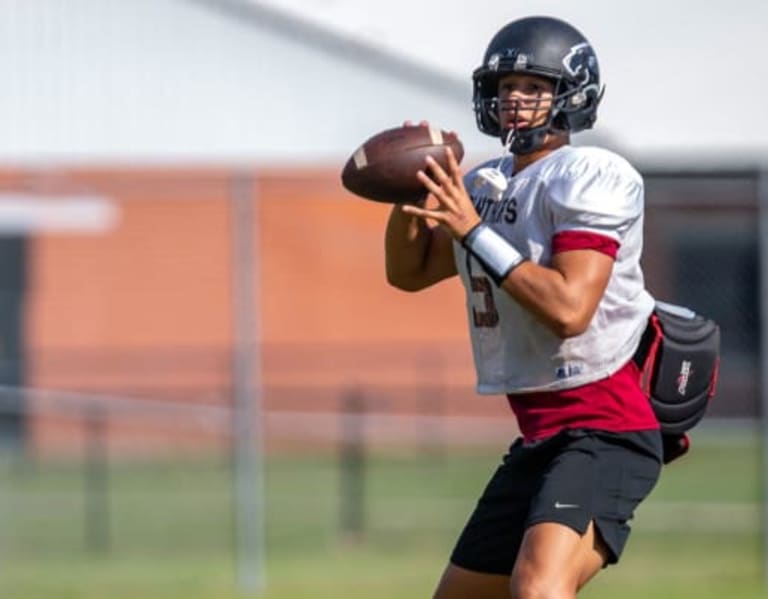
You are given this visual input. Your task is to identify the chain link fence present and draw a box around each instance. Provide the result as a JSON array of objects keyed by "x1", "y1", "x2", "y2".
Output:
[
  {"x1": 643, "y1": 170, "x2": 760, "y2": 418},
  {"x1": 0, "y1": 166, "x2": 762, "y2": 596}
]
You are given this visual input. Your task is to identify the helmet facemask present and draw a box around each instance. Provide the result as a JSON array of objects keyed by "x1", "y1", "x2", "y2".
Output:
[
  {"x1": 475, "y1": 70, "x2": 603, "y2": 155},
  {"x1": 492, "y1": 78, "x2": 561, "y2": 155}
]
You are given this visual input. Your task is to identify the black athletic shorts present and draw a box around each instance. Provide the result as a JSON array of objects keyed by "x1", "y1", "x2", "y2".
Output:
[{"x1": 450, "y1": 428, "x2": 663, "y2": 575}]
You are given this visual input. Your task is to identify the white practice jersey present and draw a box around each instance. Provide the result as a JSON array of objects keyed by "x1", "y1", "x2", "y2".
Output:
[{"x1": 454, "y1": 145, "x2": 655, "y2": 394}]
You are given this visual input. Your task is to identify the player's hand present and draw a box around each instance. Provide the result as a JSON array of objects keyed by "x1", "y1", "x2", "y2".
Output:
[{"x1": 401, "y1": 146, "x2": 480, "y2": 240}]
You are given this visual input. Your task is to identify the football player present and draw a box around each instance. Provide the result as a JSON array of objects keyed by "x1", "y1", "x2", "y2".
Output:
[{"x1": 385, "y1": 16, "x2": 662, "y2": 599}]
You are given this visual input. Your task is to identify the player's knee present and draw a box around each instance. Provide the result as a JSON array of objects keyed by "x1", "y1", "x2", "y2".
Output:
[{"x1": 510, "y1": 570, "x2": 574, "y2": 599}]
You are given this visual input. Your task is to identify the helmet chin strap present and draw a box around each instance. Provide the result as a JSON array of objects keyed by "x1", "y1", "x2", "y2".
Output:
[
  {"x1": 475, "y1": 102, "x2": 563, "y2": 199},
  {"x1": 475, "y1": 117, "x2": 561, "y2": 199},
  {"x1": 501, "y1": 123, "x2": 551, "y2": 155}
]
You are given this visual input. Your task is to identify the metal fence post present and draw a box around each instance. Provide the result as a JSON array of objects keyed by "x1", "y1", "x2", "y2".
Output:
[
  {"x1": 758, "y1": 170, "x2": 768, "y2": 587},
  {"x1": 339, "y1": 389, "x2": 366, "y2": 541},
  {"x1": 231, "y1": 173, "x2": 266, "y2": 593},
  {"x1": 84, "y1": 405, "x2": 110, "y2": 555}
]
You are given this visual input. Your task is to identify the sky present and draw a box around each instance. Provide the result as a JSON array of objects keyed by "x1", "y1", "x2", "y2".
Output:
[{"x1": 257, "y1": 0, "x2": 768, "y2": 166}]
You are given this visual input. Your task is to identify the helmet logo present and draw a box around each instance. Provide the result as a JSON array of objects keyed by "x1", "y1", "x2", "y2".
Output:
[
  {"x1": 562, "y1": 42, "x2": 594, "y2": 79},
  {"x1": 488, "y1": 53, "x2": 501, "y2": 71}
]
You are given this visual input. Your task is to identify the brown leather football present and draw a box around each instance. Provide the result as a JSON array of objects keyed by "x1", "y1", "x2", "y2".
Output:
[{"x1": 341, "y1": 125, "x2": 464, "y2": 203}]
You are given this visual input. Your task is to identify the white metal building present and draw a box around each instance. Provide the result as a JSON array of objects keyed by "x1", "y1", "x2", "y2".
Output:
[
  {"x1": 2, "y1": 0, "x2": 765, "y2": 167},
  {"x1": 0, "y1": 0, "x2": 503, "y2": 165}
]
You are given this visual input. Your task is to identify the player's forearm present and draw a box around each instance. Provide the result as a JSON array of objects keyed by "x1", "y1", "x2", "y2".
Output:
[
  {"x1": 462, "y1": 223, "x2": 598, "y2": 337},
  {"x1": 384, "y1": 204, "x2": 433, "y2": 290},
  {"x1": 500, "y1": 262, "x2": 593, "y2": 338}
]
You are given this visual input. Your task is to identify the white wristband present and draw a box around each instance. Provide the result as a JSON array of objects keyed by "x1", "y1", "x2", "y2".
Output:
[{"x1": 463, "y1": 223, "x2": 525, "y2": 284}]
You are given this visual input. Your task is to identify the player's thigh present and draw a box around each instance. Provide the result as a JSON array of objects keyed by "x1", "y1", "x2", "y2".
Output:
[
  {"x1": 433, "y1": 563, "x2": 511, "y2": 599},
  {"x1": 510, "y1": 521, "x2": 609, "y2": 597},
  {"x1": 526, "y1": 429, "x2": 661, "y2": 567}
]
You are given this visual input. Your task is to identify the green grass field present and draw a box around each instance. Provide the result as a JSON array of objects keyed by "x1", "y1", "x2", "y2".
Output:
[{"x1": 0, "y1": 427, "x2": 764, "y2": 599}]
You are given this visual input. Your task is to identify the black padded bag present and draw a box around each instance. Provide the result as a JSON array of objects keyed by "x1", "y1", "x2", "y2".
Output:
[{"x1": 633, "y1": 301, "x2": 720, "y2": 436}]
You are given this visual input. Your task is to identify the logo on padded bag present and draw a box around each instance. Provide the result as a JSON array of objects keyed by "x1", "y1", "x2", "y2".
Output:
[{"x1": 677, "y1": 360, "x2": 693, "y2": 396}]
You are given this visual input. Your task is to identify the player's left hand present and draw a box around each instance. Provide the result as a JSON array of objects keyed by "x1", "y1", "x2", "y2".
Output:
[{"x1": 401, "y1": 146, "x2": 481, "y2": 240}]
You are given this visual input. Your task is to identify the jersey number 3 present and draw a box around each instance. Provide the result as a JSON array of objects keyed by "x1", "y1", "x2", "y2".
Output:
[{"x1": 471, "y1": 276, "x2": 499, "y2": 327}]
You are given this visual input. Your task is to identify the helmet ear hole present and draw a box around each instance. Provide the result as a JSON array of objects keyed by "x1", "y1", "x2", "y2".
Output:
[{"x1": 570, "y1": 92, "x2": 587, "y2": 108}]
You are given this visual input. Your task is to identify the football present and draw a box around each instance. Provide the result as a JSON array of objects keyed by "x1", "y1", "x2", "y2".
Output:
[{"x1": 341, "y1": 125, "x2": 464, "y2": 203}]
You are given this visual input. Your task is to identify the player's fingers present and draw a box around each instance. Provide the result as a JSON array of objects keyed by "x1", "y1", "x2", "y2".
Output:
[
  {"x1": 425, "y1": 156, "x2": 460, "y2": 201},
  {"x1": 416, "y1": 169, "x2": 444, "y2": 199},
  {"x1": 400, "y1": 203, "x2": 424, "y2": 216},
  {"x1": 417, "y1": 170, "x2": 457, "y2": 211},
  {"x1": 400, "y1": 202, "x2": 443, "y2": 223},
  {"x1": 445, "y1": 147, "x2": 463, "y2": 186},
  {"x1": 424, "y1": 157, "x2": 462, "y2": 209},
  {"x1": 425, "y1": 155, "x2": 451, "y2": 184}
]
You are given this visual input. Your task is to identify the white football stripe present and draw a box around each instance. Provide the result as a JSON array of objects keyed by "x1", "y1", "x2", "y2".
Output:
[
  {"x1": 353, "y1": 146, "x2": 368, "y2": 169},
  {"x1": 428, "y1": 127, "x2": 444, "y2": 146}
]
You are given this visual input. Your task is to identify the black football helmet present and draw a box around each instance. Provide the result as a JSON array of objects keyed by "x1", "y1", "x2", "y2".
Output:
[{"x1": 473, "y1": 16, "x2": 604, "y2": 154}]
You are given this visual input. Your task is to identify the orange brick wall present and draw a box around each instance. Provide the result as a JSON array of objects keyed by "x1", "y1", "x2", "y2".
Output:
[{"x1": 0, "y1": 166, "x2": 481, "y2": 408}]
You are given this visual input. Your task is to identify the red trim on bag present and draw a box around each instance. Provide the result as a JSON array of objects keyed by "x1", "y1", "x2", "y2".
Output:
[
  {"x1": 639, "y1": 313, "x2": 664, "y2": 395},
  {"x1": 552, "y1": 231, "x2": 620, "y2": 258},
  {"x1": 708, "y1": 356, "x2": 720, "y2": 399}
]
